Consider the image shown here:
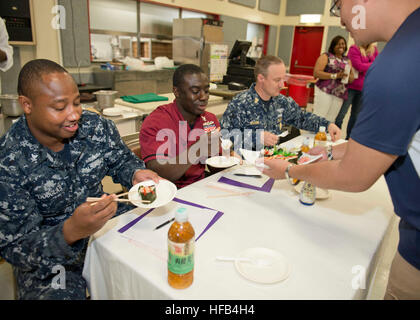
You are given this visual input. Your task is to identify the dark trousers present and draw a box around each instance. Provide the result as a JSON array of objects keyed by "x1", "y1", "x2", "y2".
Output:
[{"x1": 335, "y1": 89, "x2": 363, "y2": 139}]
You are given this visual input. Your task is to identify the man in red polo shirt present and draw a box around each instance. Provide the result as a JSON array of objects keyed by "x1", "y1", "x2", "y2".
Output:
[{"x1": 140, "y1": 64, "x2": 222, "y2": 188}]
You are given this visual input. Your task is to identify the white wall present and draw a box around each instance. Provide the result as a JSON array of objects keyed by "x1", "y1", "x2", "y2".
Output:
[
  {"x1": 89, "y1": 0, "x2": 180, "y2": 35},
  {"x1": 15, "y1": 0, "x2": 62, "y2": 66},
  {"x1": 89, "y1": 0, "x2": 137, "y2": 32},
  {"x1": 149, "y1": 0, "x2": 350, "y2": 57},
  {"x1": 22, "y1": 0, "x2": 347, "y2": 72},
  {"x1": 277, "y1": 0, "x2": 354, "y2": 54},
  {"x1": 149, "y1": 0, "x2": 284, "y2": 25}
]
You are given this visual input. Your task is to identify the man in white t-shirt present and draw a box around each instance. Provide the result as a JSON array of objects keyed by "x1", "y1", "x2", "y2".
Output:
[
  {"x1": 0, "y1": 17, "x2": 13, "y2": 73},
  {"x1": 0, "y1": 17, "x2": 13, "y2": 137}
]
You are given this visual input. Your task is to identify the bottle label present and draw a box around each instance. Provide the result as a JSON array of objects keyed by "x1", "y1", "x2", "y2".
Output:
[
  {"x1": 168, "y1": 239, "x2": 194, "y2": 275},
  {"x1": 314, "y1": 140, "x2": 327, "y2": 148},
  {"x1": 299, "y1": 182, "x2": 316, "y2": 205}
]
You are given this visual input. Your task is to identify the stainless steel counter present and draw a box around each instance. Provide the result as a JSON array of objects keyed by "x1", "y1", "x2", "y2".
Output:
[{"x1": 92, "y1": 68, "x2": 175, "y2": 97}]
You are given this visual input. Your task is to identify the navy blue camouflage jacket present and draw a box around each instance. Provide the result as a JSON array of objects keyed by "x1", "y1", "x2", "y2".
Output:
[
  {"x1": 220, "y1": 83, "x2": 331, "y2": 150},
  {"x1": 0, "y1": 111, "x2": 145, "y2": 280}
]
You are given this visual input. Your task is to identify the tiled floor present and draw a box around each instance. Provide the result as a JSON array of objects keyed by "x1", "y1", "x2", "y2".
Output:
[{"x1": 0, "y1": 105, "x2": 400, "y2": 300}]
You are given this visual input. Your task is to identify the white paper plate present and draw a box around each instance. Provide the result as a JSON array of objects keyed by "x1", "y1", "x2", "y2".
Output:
[
  {"x1": 128, "y1": 179, "x2": 177, "y2": 208},
  {"x1": 206, "y1": 156, "x2": 240, "y2": 168},
  {"x1": 235, "y1": 247, "x2": 290, "y2": 284},
  {"x1": 294, "y1": 184, "x2": 330, "y2": 199},
  {"x1": 297, "y1": 153, "x2": 323, "y2": 165},
  {"x1": 103, "y1": 107, "x2": 124, "y2": 117}
]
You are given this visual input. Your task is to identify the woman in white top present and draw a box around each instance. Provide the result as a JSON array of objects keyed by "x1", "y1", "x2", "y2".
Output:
[{"x1": 0, "y1": 17, "x2": 13, "y2": 72}]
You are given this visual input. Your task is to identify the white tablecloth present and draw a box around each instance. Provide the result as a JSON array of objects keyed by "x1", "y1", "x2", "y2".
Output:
[{"x1": 83, "y1": 137, "x2": 395, "y2": 300}]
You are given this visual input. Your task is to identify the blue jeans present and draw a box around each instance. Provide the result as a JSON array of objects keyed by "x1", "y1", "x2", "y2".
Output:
[{"x1": 335, "y1": 89, "x2": 363, "y2": 139}]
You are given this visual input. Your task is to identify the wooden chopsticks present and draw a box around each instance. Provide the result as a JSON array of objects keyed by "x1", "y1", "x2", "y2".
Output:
[
  {"x1": 115, "y1": 192, "x2": 130, "y2": 198},
  {"x1": 86, "y1": 197, "x2": 132, "y2": 203}
]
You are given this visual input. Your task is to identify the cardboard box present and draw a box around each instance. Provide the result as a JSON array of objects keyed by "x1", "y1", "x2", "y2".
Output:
[
  {"x1": 173, "y1": 19, "x2": 224, "y2": 42},
  {"x1": 203, "y1": 24, "x2": 224, "y2": 43},
  {"x1": 173, "y1": 18, "x2": 203, "y2": 39},
  {"x1": 172, "y1": 18, "x2": 225, "y2": 72}
]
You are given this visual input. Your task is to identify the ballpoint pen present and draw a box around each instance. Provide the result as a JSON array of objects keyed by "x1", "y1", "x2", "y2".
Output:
[{"x1": 154, "y1": 217, "x2": 175, "y2": 230}]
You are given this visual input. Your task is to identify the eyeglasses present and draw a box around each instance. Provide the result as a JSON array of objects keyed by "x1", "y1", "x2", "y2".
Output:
[{"x1": 330, "y1": 0, "x2": 342, "y2": 17}]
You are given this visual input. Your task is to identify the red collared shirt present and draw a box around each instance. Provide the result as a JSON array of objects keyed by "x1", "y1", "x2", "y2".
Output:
[{"x1": 140, "y1": 100, "x2": 220, "y2": 188}]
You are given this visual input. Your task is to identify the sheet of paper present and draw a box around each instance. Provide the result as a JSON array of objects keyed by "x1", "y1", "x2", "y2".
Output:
[
  {"x1": 209, "y1": 44, "x2": 228, "y2": 82},
  {"x1": 120, "y1": 202, "x2": 219, "y2": 253}
]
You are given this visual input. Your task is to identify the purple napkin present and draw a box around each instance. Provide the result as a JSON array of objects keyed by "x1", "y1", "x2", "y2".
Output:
[
  {"x1": 117, "y1": 198, "x2": 223, "y2": 241},
  {"x1": 217, "y1": 176, "x2": 275, "y2": 193}
]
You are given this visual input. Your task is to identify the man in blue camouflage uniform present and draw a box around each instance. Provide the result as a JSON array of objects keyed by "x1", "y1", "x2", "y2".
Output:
[
  {"x1": 0, "y1": 59, "x2": 160, "y2": 299},
  {"x1": 220, "y1": 55, "x2": 341, "y2": 151}
]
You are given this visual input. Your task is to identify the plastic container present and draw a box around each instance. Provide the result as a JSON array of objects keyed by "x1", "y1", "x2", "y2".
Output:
[
  {"x1": 279, "y1": 87, "x2": 288, "y2": 96},
  {"x1": 0, "y1": 94, "x2": 23, "y2": 117},
  {"x1": 314, "y1": 126, "x2": 327, "y2": 148},
  {"x1": 286, "y1": 74, "x2": 314, "y2": 107},
  {"x1": 341, "y1": 64, "x2": 351, "y2": 84},
  {"x1": 93, "y1": 90, "x2": 118, "y2": 111},
  {"x1": 168, "y1": 207, "x2": 195, "y2": 289}
]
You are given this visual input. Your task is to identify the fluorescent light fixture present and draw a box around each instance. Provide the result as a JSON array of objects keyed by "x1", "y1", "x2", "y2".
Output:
[{"x1": 300, "y1": 14, "x2": 322, "y2": 24}]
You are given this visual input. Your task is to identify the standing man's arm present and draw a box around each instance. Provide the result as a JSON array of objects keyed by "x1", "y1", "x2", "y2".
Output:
[{"x1": 262, "y1": 138, "x2": 397, "y2": 192}]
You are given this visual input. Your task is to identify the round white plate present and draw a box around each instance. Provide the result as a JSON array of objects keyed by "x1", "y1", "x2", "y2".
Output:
[
  {"x1": 128, "y1": 179, "x2": 177, "y2": 208},
  {"x1": 235, "y1": 247, "x2": 290, "y2": 284},
  {"x1": 294, "y1": 184, "x2": 330, "y2": 199},
  {"x1": 103, "y1": 107, "x2": 124, "y2": 117},
  {"x1": 206, "y1": 156, "x2": 240, "y2": 168}
]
